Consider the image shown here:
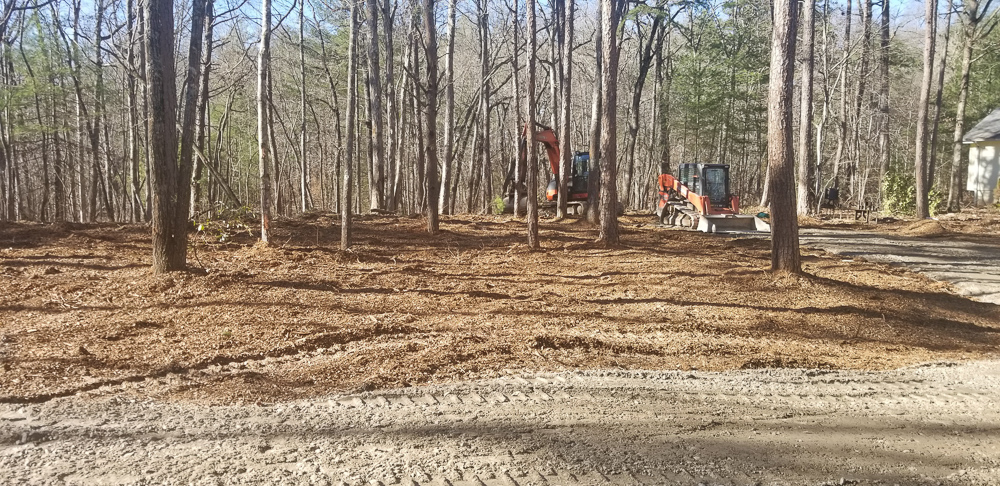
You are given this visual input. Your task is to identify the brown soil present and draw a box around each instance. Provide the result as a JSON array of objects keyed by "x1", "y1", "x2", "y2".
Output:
[
  {"x1": 2, "y1": 213, "x2": 999, "y2": 404},
  {"x1": 898, "y1": 219, "x2": 948, "y2": 236}
]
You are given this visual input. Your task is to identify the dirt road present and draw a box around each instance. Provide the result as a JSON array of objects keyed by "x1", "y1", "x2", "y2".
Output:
[
  {"x1": 800, "y1": 229, "x2": 1000, "y2": 304},
  {"x1": 3, "y1": 359, "x2": 999, "y2": 485}
]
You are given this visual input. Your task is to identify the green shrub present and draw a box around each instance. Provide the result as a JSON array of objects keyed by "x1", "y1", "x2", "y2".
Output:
[
  {"x1": 882, "y1": 170, "x2": 916, "y2": 215},
  {"x1": 881, "y1": 170, "x2": 948, "y2": 216},
  {"x1": 492, "y1": 196, "x2": 507, "y2": 215}
]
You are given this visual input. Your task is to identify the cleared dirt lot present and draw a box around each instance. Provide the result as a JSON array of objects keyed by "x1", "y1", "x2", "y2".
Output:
[
  {"x1": 2, "y1": 212, "x2": 998, "y2": 404},
  {"x1": 3, "y1": 360, "x2": 999, "y2": 485}
]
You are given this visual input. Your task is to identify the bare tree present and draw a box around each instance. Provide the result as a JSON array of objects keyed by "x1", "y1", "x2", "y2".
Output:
[
  {"x1": 423, "y1": 0, "x2": 440, "y2": 233},
  {"x1": 929, "y1": 5, "x2": 953, "y2": 191},
  {"x1": 948, "y1": 0, "x2": 996, "y2": 210},
  {"x1": 476, "y1": 0, "x2": 492, "y2": 214},
  {"x1": 179, "y1": 0, "x2": 208, "y2": 229},
  {"x1": 768, "y1": 0, "x2": 800, "y2": 273},
  {"x1": 343, "y1": 0, "x2": 359, "y2": 249},
  {"x1": 623, "y1": 12, "x2": 664, "y2": 211},
  {"x1": 527, "y1": 0, "x2": 539, "y2": 248},
  {"x1": 832, "y1": 0, "x2": 851, "y2": 192},
  {"x1": 877, "y1": 0, "x2": 890, "y2": 182},
  {"x1": 586, "y1": 0, "x2": 603, "y2": 225},
  {"x1": 797, "y1": 0, "x2": 816, "y2": 215},
  {"x1": 555, "y1": 0, "x2": 574, "y2": 219},
  {"x1": 383, "y1": 0, "x2": 399, "y2": 212},
  {"x1": 146, "y1": 0, "x2": 182, "y2": 272},
  {"x1": 913, "y1": 0, "x2": 937, "y2": 219},
  {"x1": 257, "y1": 0, "x2": 273, "y2": 243},
  {"x1": 849, "y1": 0, "x2": 872, "y2": 197},
  {"x1": 440, "y1": 0, "x2": 457, "y2": 214},
  {"x1": 299, "y1": 0, "x2": 310, "y2": 212},
  {"x1": 367, "y1": 0, "x2": 385, "y2": 211},
  {"x1": 597, "y1": 0, "x2": 625, "y2": 246}
]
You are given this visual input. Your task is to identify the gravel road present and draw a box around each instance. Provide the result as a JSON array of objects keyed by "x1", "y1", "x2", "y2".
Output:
[
  {"x1": 3, "y1": 360, "x2": 999, "y2": 485},
  {"x1": 800, "y1": 229, "x2": 1000, "y2": 304}
]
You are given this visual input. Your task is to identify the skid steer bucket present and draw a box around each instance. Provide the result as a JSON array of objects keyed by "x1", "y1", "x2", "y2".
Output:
[{"x1": 697, "y1": 214, "x2": 770, "y2": 234}]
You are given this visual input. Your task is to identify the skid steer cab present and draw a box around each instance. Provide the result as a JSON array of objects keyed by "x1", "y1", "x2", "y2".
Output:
[{"x1": 656, "y1": 162, "x2": 770, "y2": 233}]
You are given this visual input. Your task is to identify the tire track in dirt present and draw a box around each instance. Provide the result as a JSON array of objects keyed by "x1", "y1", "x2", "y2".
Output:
[
  {"x1": 3, "y1": 361, "x2": 1000, "y2": 485},
  {"x1": 1, "y1": 324, "x2": 424, "y2": 404}
]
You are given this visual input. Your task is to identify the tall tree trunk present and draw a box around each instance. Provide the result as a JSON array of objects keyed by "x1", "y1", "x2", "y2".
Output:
[
  {"x1": 178, "y1": 0, "x2": 207, "y2": 233},
  {"x1": 586, "y1": 0, "x2": 603, "y2": 225},
  {"x1": 928, "y1": 6, "x2": 953, "y2": 192},
  {"x1": 832, "y1": 0, "x2": 851, "y2": 191},
  {"x1": 299, "y1": 0, "x2": 310, "y2": 212},
  {"x1": 797, "y1": 0, "x2": 816, "y2": 215},
  {"x1": 526, "y1": 0, "x2": 539, "y2": 248},
  {"x1": 343, "y1": 0, "x2": 358, "y2": 248},
  {"x1": 367, "y1": 0, "x2": 385, "y2": 211},
  {"x1": 510, "y1": 0, "x2": 526, "y2": 218},
  {"x1": 258, "y1": 0, "x2": 272, "y2": 243},
  {"x1": 423, "y1": 0, "x2": 440, "y2": 233},
  {"x1": 383, "y1": 0, "x2": 399, "y2": 213},
  {"x1": 598, "y1": 0, "x2": 624, "y2": 246},
  {"x1": 877, "y1": 0, "x2": 890, "y2": 185},
  {"x1": 477, "y1": 0, "x2": 492, "y2": 214},
  {"x1": 914, "y1": 0, "x2": 937, "y2": 219},
  {"x1": 624, "y1": 16, "x2": 663, "y2": 212},
  {"x1": 558, "y1": 0, "x2": 574, "y2": 216},
  {"x1": 146, "y1": 0, "x2": 183, "y2": 272},
  {"x1": 439, "y1": 0, "x2": 455, "y2": 214},
  {"x1": 192, "y1": 0, "x2": 215, "y2": 217},
  {"x1": 849, "y1": 0, "x2": 872, "y2": 199},
  {"x1": 768, "y1": 0, "x2": 801, "y2": 273},
  {"x1": 554, "y1": 0, "x2": 569, "y2": 218}
]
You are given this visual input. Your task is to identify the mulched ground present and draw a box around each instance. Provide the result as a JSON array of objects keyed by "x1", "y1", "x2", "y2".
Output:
[{"x1": 2, "y1": 211, "x2": 998, "y2": 404}]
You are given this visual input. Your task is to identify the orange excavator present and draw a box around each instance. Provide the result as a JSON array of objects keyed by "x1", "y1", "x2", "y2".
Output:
[
  {"x1": 656, "y1": 162, "x2": 769, "y2": 233},
  {"x1": 502, "y1": 123, "x2": 591, "y2": 214}
]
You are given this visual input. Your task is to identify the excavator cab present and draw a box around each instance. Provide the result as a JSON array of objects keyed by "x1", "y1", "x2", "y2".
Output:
[
  {"x1": 570, "y1": 152, "x2": 590, "y2": 199},
  {"x1": 501, "y1": 123, "x2": 591, "y2": 214}
]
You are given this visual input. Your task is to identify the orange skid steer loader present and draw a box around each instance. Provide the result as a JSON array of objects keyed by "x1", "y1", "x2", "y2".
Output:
[{"x1": 656, "y1": 163, "x2": 769, "y2": 233}]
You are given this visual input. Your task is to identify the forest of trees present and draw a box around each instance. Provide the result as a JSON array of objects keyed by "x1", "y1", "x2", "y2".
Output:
[{"x1": 0, "y1": 0, "x2": 997, "y2": 235}]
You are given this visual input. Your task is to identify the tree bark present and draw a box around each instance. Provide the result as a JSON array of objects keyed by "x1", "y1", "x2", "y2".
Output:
[
  {"x1": 367, "y1": 0, "x2": 385, "y2": 211},
  {"x1": 849, "y1": 0, "x2": 872, "y2": 198},
  {"x1": 343, "y1": 0, "x2": 359, "y2": 249},
  {"x1": 555, "y1": 0, "x2": 571, "y2": 218},
  {"x1": 914, "y1": 0, "x2": 937, "y2": 219},
  {"x1": 383, "y1": 0, "x2": 399, "y2": 212},
  {"x1": 877, "y1": 0, "x2": 890, "y2": 184},
  {"x1": 797, "y1": 0, "x2": 816, "y2": 215},
  {"x1": 423, "y1": 0, "x2": 440, "y2": 233},
  {"x1": 299, "y1": 0, "x2": 310, "y2": 212},
  {"x1": 928, "y1": 6, "x2": 952, "y2": 192},
  {"x1": 192, "y1": 0, "x2": 215, "y2": 217},
  {"x1": 598, "y1": 0, "x2": 624, "y2": 246},
  {"x1": 526, "y1": 0, "x2": 539, "y2": 248},
  {"x1": 477, "y1": 0, "x2": 492, "y2": 214},
  {"x1": 832, "y1": 0, "x2": 851, "y2": 192},
  {"x1": 179, "y1": 0, "x2": 207, "y2": 233},
  {"x1": 768, "y1": 0, "x2": 800, "y2": 273},
  {"x1": 586, "y1": 0, "x2": 603, "y2": 225},
  {"x1": 624, "y1": 15, "x2": 663, "y2": 212},
  {"x1": 257, "y1": 0, "x2": 272, "y2": 243},
  {"x1": 146, "y1": 0, "x2": 183, "y2": 272}
]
